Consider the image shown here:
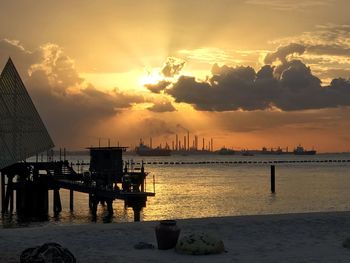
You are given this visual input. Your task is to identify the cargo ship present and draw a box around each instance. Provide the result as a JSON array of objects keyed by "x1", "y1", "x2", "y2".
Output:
[
  {"x1": 135, "y1": 142, "x2": 171, "y2": 156},
  {"x1": 293, "y1": 145, "x2": 316, "y2": 155}
]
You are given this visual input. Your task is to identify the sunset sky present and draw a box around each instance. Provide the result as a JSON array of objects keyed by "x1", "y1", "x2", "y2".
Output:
[{"x1": 1, "y1": 0, "x2": 350, "y2": 152}]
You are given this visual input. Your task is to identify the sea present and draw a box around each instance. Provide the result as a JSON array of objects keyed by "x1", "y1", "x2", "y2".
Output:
[{"x1": 1, "y1": 153, "x2": 350, "y2": 228}]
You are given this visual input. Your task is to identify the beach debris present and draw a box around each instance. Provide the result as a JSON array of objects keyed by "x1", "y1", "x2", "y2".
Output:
[
  {"x1": 343, "y1": 237, "x2": 350, "y2": 249},
  {"x1": 155, "y1": 220, "x2": 181, "y2": 250},
  {"x1": 134, "y1": 242, "x2": 155, "y2": 249},
  {"x1": 20, "y1": 242, "x2": 76, "y2": 263},
  {"x1": 175, "y1": 232, "x2": 225, "y2": 255}
]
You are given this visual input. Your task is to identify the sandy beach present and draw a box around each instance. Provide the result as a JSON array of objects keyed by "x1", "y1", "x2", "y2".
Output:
[{"x1": 1, "y1": 211, "x2": 350, "y2": 262}]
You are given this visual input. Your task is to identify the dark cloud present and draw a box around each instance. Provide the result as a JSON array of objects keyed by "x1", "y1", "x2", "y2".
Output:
[
  {"x1": 144, "y1": 80, "x2": 171, "y2": 93},
  {"x1": 307, "y1": 44, "x2": 350, "y2": 57},
  {"x1": 166, "y1": 64, "x2": 276, "y2": 111},
  {"x1": 0, "y1": 39, "x2": 144, "y2": 146},
  {"x1": 161, "y1": 57, "x2": 185, "y2": 77},
  {"x1": 147, "y1": 101, "x2": 176, "y2": 112},
  {"x1": 159, "y1": 48, "x2": 350, "y2": 111}
]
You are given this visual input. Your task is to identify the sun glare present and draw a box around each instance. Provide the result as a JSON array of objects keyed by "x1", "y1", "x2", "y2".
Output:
[{"x1": 139, "y1": 69, "x2": 164, "y2": 86}]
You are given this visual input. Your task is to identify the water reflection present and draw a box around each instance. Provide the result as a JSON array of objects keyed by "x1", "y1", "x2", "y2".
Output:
[{"x1": 1, "y1": 153, "x2": 350, "y2": 227}]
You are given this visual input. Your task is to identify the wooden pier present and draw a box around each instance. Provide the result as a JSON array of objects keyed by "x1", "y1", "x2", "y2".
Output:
[{"x1": 0, "y1": 147, "x2": 155, "y2": 222}]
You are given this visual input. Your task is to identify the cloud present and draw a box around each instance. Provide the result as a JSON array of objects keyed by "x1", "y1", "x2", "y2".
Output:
[
  {"x1": 271, "y1": 24, "x2": 350, "y2": 58},
  {"x1": 144, "y1": 80, "x2": 171, "y2": 93},
  {"x1": 0, "y1": 39, "x2": 144, "y2": 146},
  {"x1": 161, "y1": 57, "x2": 185, "y2": 77},
  {"x1": 268, "y1": 25, "x2": 350, "y2": 83},
  {"x1": 264, "y1": 43, "x2": 306, "y2": 64},
  {"x1": 212, "y1": 108, "x2": 345, "y2": 133},
  {"x1": 160, "y1": 49, "x2": 350, "y2": 111},
  {"x1": 245, "y1": 0, "x2": 335, "y2": 11},
  {"x1": 147, "y1": 101, "x2": 176, "y2": 113},
  {"x1": 307, "y1": 44, "x2": 350, "y2": 57}
]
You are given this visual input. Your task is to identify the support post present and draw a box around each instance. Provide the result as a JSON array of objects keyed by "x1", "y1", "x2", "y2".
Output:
[
  {"x1": 53, "y1": 189, "x2": 62, "y2": 213},
  {"x1": 91, "y1": 200, "x2": 98, "y2": 218},
  {"x1": 88, "y1": 194, "x2": 93, "y2": 210},
  {"x1": 133, "y1": 206, "x2": 141, "y2": 222},
  {"x1": 153, "y1": 174, "x2": 156, "y2": 193},
  {"x1": 107, "y1": 200, "x2": 113, "y2": 215},
  {"x1": 69, "y1": 190, "x2": 74, "y2": 211},
  {"x1": 271, "y1": 165, "x2": 275, "y2": 193},
  {"x1": 141, "y1": 161, "x2": 145, "y2": 192},
  {"x1": 4, "y1": 175, "x2": 13, "y2": 213},
  {"x1": 9, "y1": 186, "x2": 14, "y2": 212},
  {"x1": 1, "y1": 173, "x2": 5, "y2": 213}
]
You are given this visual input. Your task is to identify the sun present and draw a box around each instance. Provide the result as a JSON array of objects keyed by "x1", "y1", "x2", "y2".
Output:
[{"x1": 139, "y1": 68, "x2": 164, "y2": 86}]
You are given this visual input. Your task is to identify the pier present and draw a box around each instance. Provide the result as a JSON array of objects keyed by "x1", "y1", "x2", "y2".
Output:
[
  {"x1": 0, "y1": 147, "x2": 155, "y2": 222},
  {"x1": 0, "y1": 58, "x2": 155, "y2": 222}
]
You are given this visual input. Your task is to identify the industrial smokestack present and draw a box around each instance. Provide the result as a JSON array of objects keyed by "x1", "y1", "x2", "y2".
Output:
[
  {"x1": 202, "y1": 138, "x2": 205, "y2": 151},
  {"x1": 176, "y1": 134, "x2": 178, "y2": 151},
  {"x1": 187, "y1": 131, "x2": 190, "y2": 152},
  {"x1": 211, "y1": 138, "x2": 213, "y2": 152},
  {"x1": 184, "y1": 136, "x2": 186, "y2": 151},
  {"x1": 150, "y1": 137, "x2": 153, "y2": 149}
]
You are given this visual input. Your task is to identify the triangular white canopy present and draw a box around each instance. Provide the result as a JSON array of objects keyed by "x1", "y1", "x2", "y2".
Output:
[{"x1": 0, "y1": 58, "x2": 54, "y2": 169}]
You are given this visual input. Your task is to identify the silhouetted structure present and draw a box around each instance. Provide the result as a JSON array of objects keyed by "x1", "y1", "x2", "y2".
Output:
[
  {"x1": 0, "y1": 58, "x2": 54, "y2": 169},
  {"x1": 0, "y1": 58, "x2": 154, "y2": 222}
]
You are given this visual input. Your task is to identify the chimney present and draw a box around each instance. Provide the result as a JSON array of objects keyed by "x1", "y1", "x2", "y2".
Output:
[
  {"x1": 187, "y1": 131, "x2": 190, "y2": 151},
  {"x1": 176, "y1": 134, "x2": 178, "y2": 151}
]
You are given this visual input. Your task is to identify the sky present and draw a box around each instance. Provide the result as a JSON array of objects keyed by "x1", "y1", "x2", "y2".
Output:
[{"x1": 0, "y1": 0, "x2": 350, "y2": 152}]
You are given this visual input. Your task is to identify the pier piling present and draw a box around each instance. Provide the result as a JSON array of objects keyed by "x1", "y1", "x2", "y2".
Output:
[
  {"x1": 1, "y1": 173, "x2": 5, "y2": 213},
  {"x1": 107, "y1": 200, "x2": 113, "y2": 215},
  {"x1": 69, "y1": 190, "x2": 74, "y2": 211},
  {"x1": 271, "y1": 165, "x2": 276, "y2": 193},
  {"x1": 4, "y1": 175, "x2": 14, "y2": 213},
  {"x1": 53, "y1": 189, "x2": 62, "y2": 213},
  {"x1": 9, "y1": 186, "x2": 14, "y2": 212},
  {"x1": 133, "y1": 206, "x2": 141, "y2": 222}
]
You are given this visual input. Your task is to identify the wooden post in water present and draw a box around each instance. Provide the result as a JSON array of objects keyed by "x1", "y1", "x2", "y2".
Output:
[
  {"x1": 1, "y1": 173, "x2": 5, "y2": 213},
  {"x1": 4, "y1": 175, "x2": 14, "y2": 213},
  {"x1": 133, "y1": 206, "x2": 141, "y2": 222},
  {"x1": 88, "y1": 194, "x2": 93, "y2": 210},
  {"x1": 9, "y1": 184, "x2": 14, "y2": 212},
  {"x1": 153, "y1": 175, "x2": 155, "y2": 193},
  {"x1": 107, "y1": 200, "x2": 113, "y2": 215},
  {"x1": 53, "y1": 189, "x2": 62, "y2": 213},
  {"x1": 69, "y1": 190, "x2": 74, "y2": 211},
  {"x1": 271, "y1": 165, "x2": 276, "y2": 193}
]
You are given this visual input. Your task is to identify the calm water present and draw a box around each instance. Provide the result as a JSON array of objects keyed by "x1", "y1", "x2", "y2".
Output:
[{"x1": 1, "y1": 153, "x2": 350, "y2": 227}]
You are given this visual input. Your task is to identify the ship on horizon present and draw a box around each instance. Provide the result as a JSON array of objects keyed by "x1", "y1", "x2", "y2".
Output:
[{"x1": 293, "y1": 145, "x2": 316, "y2": 155}]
